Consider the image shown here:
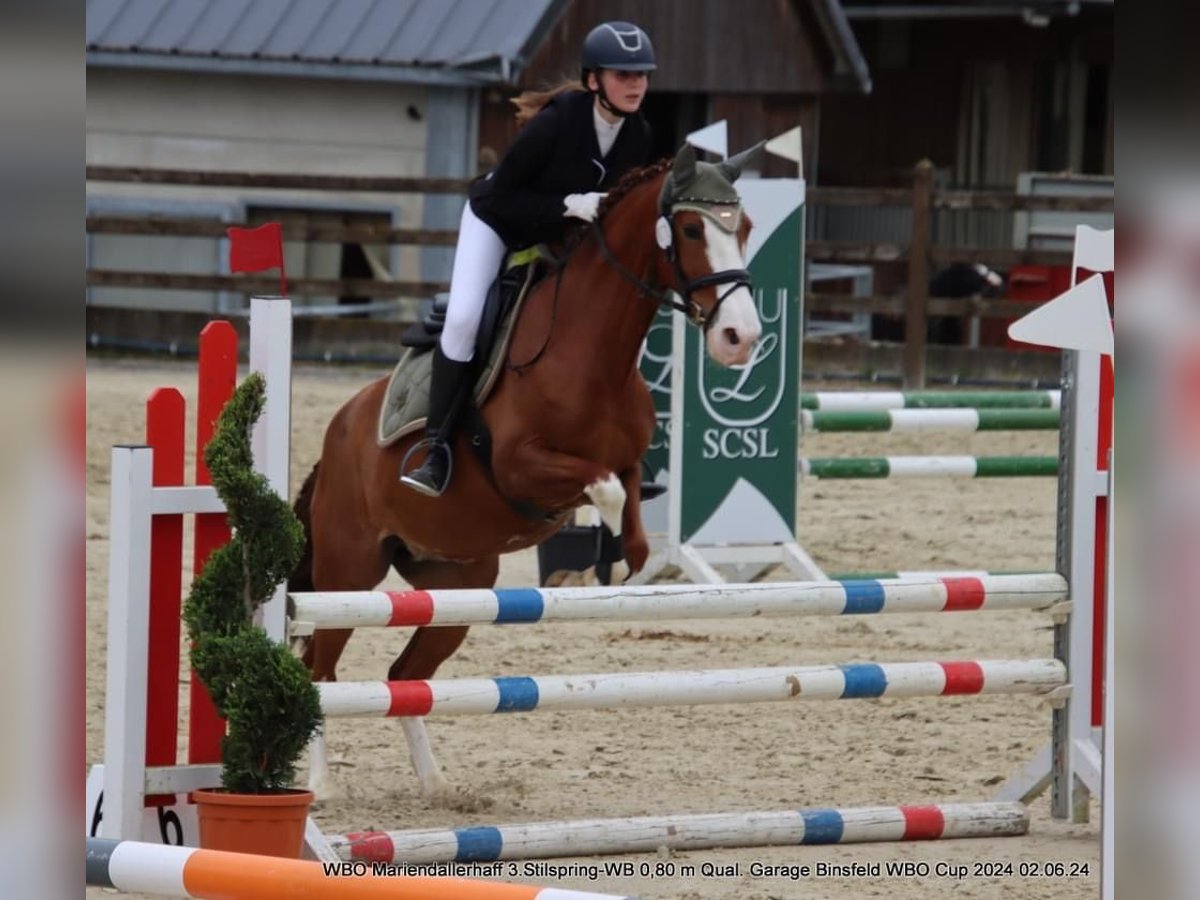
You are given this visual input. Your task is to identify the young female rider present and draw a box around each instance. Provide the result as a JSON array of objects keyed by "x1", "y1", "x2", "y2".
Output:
[{"x1": 401, "y1": 21, "x2": 657, "y2": 497}]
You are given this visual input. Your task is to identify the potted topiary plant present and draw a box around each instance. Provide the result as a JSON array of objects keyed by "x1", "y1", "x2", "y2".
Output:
[{"x1": 183, "y1": 372, "x2": 323, "y2": 858}]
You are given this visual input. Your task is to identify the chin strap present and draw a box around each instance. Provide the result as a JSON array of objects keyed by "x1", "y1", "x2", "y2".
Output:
[
  {"x1": 597, "y1": 94, "x2": 633, "y2": 119},
  {"x1": 590, "y1": 76, "x2": 634, "y2": 119}
]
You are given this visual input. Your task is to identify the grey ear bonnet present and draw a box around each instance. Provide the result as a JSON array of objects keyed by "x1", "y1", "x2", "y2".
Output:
[{"x1": 658, "y1": 141, "x2": 765, "y2": 232}]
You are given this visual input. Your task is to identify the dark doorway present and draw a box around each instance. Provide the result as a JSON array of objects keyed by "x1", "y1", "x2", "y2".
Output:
[
  {"x1": 640, "y1": 92, "x2": 709, "y2": 162},
  {"x1": 1081, "y1": 64, "x2": 1110, "y2": 174}
]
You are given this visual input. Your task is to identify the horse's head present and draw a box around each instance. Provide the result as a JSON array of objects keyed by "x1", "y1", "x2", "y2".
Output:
[{"x1": 655, "y1": 142, "x2": 764, "y2": 366}]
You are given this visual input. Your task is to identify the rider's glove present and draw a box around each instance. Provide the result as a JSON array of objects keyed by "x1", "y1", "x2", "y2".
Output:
[{"x1": 563, "y1": 192, "x2": 606, "y2": 222}]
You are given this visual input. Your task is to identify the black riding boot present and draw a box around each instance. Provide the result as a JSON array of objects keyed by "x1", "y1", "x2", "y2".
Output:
[{"x1": 399, "y1": 346, "x2": 473, "y2": 497}]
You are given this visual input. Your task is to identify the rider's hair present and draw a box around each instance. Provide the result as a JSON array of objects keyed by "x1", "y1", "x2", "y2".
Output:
[{"x1": 511, "y1": 79, "x2": 586, "y2": 126}]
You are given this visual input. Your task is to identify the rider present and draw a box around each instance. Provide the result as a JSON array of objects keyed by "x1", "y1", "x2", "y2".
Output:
[{"x1": 401, "y1": 21, "x2": 657, "y2": 497}]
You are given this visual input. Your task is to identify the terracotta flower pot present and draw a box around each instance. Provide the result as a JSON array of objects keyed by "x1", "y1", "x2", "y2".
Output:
[{"x1": 192, "y1": 788, "x2": 313, "y2": 858}]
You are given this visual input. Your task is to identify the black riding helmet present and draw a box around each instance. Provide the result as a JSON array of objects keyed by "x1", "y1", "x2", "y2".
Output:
[{"x1": 580, "y1": 21, "x2": 656, "y2": 118}]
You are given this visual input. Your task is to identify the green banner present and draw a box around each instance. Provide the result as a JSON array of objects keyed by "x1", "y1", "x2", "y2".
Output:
[
  {"x1": 674, "y1": 198, "x2": 802, "y2": 544},
  {"x1": 638, "y1": 178, "x2": 804, "y2": 547}
]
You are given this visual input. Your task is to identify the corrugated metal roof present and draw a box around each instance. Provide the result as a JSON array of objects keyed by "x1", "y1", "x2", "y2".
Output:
[{"x1": 86, "y1": 0, "x2": 568, "y2": 84}]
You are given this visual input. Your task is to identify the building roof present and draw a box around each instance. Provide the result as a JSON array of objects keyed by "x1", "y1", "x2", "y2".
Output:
[{"x1": 86, "y1": 0, "x2": 570, "y2": 85}]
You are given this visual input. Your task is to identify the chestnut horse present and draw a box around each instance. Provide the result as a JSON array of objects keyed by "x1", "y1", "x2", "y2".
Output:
[{"x1": 291, "y1": 142, "x2": 763, "y2": 800}]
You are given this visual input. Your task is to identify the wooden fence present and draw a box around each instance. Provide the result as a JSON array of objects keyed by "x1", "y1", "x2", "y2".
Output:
[{"x1": 86, "y1": 162, "x2": 1112, "y2": 387}]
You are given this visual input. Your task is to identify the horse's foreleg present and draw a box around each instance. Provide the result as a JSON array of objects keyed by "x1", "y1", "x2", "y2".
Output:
[
  {"x1": 391, "y1": 556, "x2": 498, "y2": 802},
  {"x1": 302, "y1": 628, "x2": 353, "y2": 801},
  {"x1": 584, "y1": 472, "x2": 626, "y2": 539},
  {"x1": 616, "y1": 467, "x2": 649, "y2": 577},
  {"x1": 307, "y1": 731, "x2": 334, "y2": 801},
  {"x1": 387, "y1": 624, "x2": 470, "y2": 798},
  {"x1": 303, "y1": 500, "x2": 392, "y2": 801},
  {"x1": 397, "y1": 717, "x2": 447, "y2": 798}
]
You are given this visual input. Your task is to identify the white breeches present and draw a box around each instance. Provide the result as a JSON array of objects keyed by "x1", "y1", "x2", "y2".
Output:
[{"x1": 440, "y1": 203, "x2": 507, "y2": 362}]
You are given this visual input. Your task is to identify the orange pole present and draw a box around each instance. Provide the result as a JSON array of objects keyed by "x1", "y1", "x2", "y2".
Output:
[{"x1": 183, "y1": 848, "x2": 561, "y2": 899}]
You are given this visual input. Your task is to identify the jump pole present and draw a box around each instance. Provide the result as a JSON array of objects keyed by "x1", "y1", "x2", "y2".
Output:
[
  {"x1": 333, "y1": 802, "x2": 1031, "y2": 865},
  {"x1": 289, "y1": 573, "x2": 1067, "y2": 631},
  {"x1": 86, "y1": 838, "x2": 631, "y2": 900},
  {"x1": 800, "y1": 389, "x2": 1061, "y2": 411},
  {"x1": 799, "y1": 455, "x2": 1057, "y2": 479},
  {"x1": 315, "y1": 659, "x2": 1067, "y2": 719},
  {"x1": 801, "y1": 408, "x2": 1060, "y2": 432}
]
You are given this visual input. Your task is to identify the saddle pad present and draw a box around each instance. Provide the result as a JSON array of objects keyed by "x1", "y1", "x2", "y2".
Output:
[{"x1": 377, "y1": 285, "x2": 531, "y2": 447}]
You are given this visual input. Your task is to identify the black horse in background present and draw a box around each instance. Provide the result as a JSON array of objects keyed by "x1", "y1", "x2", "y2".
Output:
[{"x1": 873, "y1": 262, "x2": 1005, "y2": 345}]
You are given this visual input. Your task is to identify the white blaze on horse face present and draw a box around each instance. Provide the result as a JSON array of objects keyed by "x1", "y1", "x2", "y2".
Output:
[
  {"x1": 584, "y1": 473, "x2": 625, "y2": 538},
  {"x1": 702, "y1": 217, "x2": 761, "y2": 366}
]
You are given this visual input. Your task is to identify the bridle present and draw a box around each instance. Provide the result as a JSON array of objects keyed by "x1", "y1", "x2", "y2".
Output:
[
  {"x1": 590, "y1": 196, "x2": 751, "y2": 330},
  {"x1": 509, "y1": 189, "x2": 751, "y2": 376}
]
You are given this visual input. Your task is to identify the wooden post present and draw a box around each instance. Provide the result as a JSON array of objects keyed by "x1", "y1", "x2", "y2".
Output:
[{"x1": 905, "y1": 160, "x2": 934, "y2": 389}]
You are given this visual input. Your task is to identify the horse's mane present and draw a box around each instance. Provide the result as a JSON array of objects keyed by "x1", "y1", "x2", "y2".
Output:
[
  {"x1": 560, "y1": 157, "x2": 673, "y2": 253},
  {"x1": 597, "y1": 157, "x2": 673, "y2": 220}
]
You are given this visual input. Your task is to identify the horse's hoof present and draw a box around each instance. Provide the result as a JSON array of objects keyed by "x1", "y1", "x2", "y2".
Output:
[{"x1": 610, "y1": 560, "x2": 631, "y2": 584}]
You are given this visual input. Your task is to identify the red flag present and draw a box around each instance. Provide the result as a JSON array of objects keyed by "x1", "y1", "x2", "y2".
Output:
[{"x1": 227, "y1": 222, "x2": 287, "y2": 295}]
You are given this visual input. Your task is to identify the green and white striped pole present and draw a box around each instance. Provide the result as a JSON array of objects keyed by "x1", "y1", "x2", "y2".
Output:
[
  {"x1": 802, "y1": 408, "x2": 1060, "y2": 433},
  {"x1": 800, "y1": 390, "x2": 1061, "y2": 411},
  {"x1": 799, "y1": 456, "x2": 1058, "y2": 479}
]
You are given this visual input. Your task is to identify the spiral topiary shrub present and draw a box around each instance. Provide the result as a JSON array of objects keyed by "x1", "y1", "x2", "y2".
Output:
[{"x1": 182, "y1": 372, "x2": 322, "y2": 794}]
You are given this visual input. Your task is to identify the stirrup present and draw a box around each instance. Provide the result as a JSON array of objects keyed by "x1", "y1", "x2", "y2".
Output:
[{"x1": 399, "y1": 437, "x2": 453, "y2": 497}]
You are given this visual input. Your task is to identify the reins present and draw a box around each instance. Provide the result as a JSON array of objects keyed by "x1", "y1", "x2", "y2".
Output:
[
  {"x1": 505, "y1": 171, "x2": 753, "y2": 373},
  {"x1": 505, "y1": 261, "x2": 568, "y2": 374},
  {"x1": 591, "y1": 198, "x2": 752, "y2": 330}
]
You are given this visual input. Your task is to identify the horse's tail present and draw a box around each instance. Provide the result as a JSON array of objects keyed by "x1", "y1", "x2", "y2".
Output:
[{"x1": 288, "y1": 462, "x2": 320, "y2": 593}]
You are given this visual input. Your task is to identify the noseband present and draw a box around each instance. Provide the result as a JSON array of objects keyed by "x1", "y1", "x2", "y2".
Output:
[{"x1": 590, "y1": 197, "x2": 751, "y2": 330}]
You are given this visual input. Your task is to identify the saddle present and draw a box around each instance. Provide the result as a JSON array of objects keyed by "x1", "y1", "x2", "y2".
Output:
[{"x1": 377, "y1": 247, "x2": 553, "y2": 447}]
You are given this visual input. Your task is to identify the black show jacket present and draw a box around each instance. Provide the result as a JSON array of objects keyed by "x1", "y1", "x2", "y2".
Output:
[{"x1": 468, "y1": 90, "x2": 653, "y2": 249}]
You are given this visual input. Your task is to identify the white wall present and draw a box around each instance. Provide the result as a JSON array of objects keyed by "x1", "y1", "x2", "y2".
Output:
[
  {"x1": 86, "y1": 67, "x2": 434, "y2": 313},
  {"x1": 87, "y1": 68, "x2": 427, "y2": 174}
]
